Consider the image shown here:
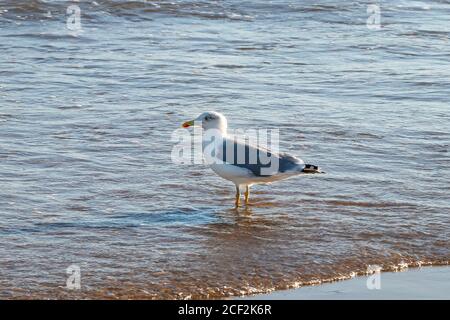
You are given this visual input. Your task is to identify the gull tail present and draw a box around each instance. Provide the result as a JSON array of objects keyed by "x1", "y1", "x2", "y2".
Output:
[{"x1": 302, "y1": 164, "x2": 324, "y2": 174}]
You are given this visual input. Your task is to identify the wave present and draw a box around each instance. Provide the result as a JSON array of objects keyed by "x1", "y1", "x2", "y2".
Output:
[
  {"x1": 238, "y1": 261, "x2": 450, "y2": 299},
  {"x1": 0, "y1": 0, "x2": 254, "y2": 21}
]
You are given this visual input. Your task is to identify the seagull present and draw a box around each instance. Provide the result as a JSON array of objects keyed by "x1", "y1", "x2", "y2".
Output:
[{"x1": 182, "y1": 111, "x2": 323, "y2": 207}]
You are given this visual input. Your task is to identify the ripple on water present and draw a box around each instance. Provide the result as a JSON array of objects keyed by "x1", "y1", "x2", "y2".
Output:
[{"x1": 0, "y1": 0, "x2": 449, "y2": 299}]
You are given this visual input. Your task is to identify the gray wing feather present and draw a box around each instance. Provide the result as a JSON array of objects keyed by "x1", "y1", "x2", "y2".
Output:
[{"x1": 218, "y1": 137, "x2": 304, "y2": 177}]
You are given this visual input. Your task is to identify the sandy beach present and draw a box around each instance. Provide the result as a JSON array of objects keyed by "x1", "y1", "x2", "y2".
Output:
[{"x1": 243, "y1": 266, "x2": 450, "y2": 300}]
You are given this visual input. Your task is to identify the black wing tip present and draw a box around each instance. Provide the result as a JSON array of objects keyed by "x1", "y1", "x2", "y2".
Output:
[{"x1": 303, "y1": 164, "x2": 325, "y2": 174}]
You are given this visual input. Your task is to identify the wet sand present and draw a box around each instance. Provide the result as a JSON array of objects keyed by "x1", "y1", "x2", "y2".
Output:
[{"x1": 243, "y1": 266, "x2": 450, "y2": 300}]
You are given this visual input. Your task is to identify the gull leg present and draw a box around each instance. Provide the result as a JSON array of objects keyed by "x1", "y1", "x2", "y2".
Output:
[
  {"x1": 235, "y1": 185, "x2": 240, "y2": 207},
  {"x1": 244, "y1": 185, "x2": 250, "y2": 205}
]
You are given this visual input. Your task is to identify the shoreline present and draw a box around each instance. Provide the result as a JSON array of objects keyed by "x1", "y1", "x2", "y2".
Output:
[{"x1": 240, "y1": 266, "x2": 450, "y2": 300}]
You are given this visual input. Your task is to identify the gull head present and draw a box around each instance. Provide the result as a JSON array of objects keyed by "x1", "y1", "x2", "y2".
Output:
[{"x1": 182, "y1": 111, "x2": 228, "y2": 134}]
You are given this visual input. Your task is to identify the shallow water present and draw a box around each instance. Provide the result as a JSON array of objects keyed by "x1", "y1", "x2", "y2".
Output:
[{"x1": 0, "y1": 0, "x2": 449, "y2": 299}]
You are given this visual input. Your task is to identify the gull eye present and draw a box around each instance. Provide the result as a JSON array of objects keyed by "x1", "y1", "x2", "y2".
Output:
[{"x1": 205, "y1": 115, "x2": 212, "y2": 121}]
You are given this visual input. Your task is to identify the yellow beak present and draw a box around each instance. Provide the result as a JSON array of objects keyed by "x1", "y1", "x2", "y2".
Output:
[{"x1": 182, "y1": 120, "x2": 195, "y2": 128}]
